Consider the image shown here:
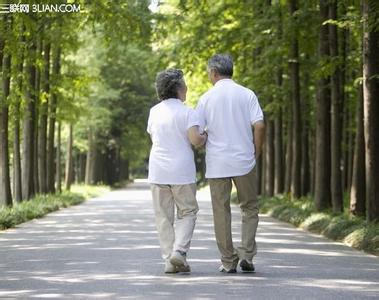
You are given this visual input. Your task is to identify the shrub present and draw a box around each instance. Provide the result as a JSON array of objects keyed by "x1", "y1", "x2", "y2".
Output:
[
  {"x1": 256, "y1": 194, "x2": 379, "y2": 255},
  {"x1": 0, "y1": 185, "x2": 109, "y2": 231}
]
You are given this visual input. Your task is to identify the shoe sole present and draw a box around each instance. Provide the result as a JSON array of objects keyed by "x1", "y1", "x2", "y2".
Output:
[
  {"x1": 240, "y1": 260, "x2": 255, "y2": 273},
  {"x1": 170, "y1": 257, "x2": 190, "y2": 272},
  {"x1": 220, "y1": 268, "x2": 237, "y2": 273}
]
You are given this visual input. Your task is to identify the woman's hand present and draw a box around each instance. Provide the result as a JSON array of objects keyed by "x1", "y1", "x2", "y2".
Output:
[{"x1": 188, "y1": 126, "x2": 207, "y2": 147}]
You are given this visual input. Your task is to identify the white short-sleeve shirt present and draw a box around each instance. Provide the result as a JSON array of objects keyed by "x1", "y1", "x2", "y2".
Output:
[
  {"x1": 196, "y1": 79, "x2": 264, "y2": 178},
  {"x1": 147, "y1": 98, "x2": 200, "y2": 184}
]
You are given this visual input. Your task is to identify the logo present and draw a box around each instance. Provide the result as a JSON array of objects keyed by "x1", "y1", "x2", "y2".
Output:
[{"x1": 0, "y1": 3, "x2": 81, "y2": 13}]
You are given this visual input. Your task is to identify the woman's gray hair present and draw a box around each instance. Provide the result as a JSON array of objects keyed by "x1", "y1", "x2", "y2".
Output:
[
  {"x1": 155, "y1": 68, "x2": 185, "y2": 101},
  {"x1": 207, "y1": 54, "x2": 233, "y2": 77}
]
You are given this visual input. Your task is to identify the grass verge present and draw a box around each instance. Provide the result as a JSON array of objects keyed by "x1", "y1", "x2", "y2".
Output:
[
  {"x1": 231, "y1": 191, "x2": 379, "y2": 256},
  {"x1": 0, "y1": 184, "x2": 110, "y2": 231}
]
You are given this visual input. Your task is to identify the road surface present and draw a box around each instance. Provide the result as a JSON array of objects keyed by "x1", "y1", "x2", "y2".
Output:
[{"x1": 1, "y1": 180, "x2": 378, "y2": 299}]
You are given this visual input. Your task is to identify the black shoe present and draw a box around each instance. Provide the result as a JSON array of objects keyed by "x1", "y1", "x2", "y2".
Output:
[
  {"x1": 219, "y1": 265, "x2": 237, "y2": 273},
  {"x1": 240, "y1": 259, "x2": 255, "y2": 272}
]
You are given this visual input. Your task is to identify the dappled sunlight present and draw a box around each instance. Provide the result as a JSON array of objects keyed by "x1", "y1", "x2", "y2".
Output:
[
  {"x1": 263, "y1": 248, "x2": 354, "y2": 257},
  {"x1": 288, "y1": 278, "x2": 379, "y2": 292},
  {"x1": 1, "y1": 181, "x2": 378, "y2": 299}
]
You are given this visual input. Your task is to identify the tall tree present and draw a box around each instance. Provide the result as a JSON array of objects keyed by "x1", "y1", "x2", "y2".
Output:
[
  {"x1": 65, "y1": 123, "x2": 74, "y2": 190},
  {"x1": 284, "y1": 114, "x2": 293, "y2": 194},
  {"x1": 0, "y1": 16, "x2": 13, "y2": 207},
  {"x1": 329, "y1": 0, "x2": 343, "y2": 213},
  {"x1": 47, "y1": 45, "x2": 61, "y2": 193},
  {"x1": 315, "y1": 0, "x2": 331, "y2": 211},
  {"x1": 12, "y1": 22, "x2": 24, "y2": 203},
  {"x1": 56, "y1": 121, "x2": 62, "y2": 193},
  {"x1": 274, "y1": 4, "x2": 284, "y2": 195},
  {"x1": 85, "y1": 126, "x2": 95, "y2": 185},
  {"x1": 289, "y1": 0, "x2": 302, "y2": 198},
  {"x1": 265, "y1": 119, "x2": 275, "y2": 196},
  {"x1": 362, "y1": 0, "x2": 379, "y2": 222},
  {"x1": 38, "y1": 41, "x2": 50, "y2": 193},
  {"x1": 350, "y1": 85, "x2": 365, "y2": 216},
  {"x1": 33, "y1": 34, "x2": 42, "y2": 194},
  {"x1": 274, "y1": 107, "x2": 284, "y2": 194},
  {"x1": 21, "y1": 21, "x2": 37, "y2": 200}
]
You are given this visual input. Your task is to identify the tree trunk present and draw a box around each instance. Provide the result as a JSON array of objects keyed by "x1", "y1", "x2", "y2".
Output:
[
  {"x1": 301, "y1": 123, "x2": 310, "y2": 196},
  {"x1": 309, "y1": 129, "x2": 316, "y2": 195},
  {"x1": 22, "y1": 37, "x2": 37, "y2": 200},
  {"x1": 329, "y1": 0, "x2": 343, "y2": 213},
  {"x1": 274, "y1": 7, "x2": 284, "y2": 195},
  {"x1": 120, "y1": 159, "x2": 129, "y2": 182},
  {"x1": 38, "y1": 42, "x2": 50, "y2": 194},
  {"x1": 47, "y1": 46, "x2": 60, "y2": 194},
  {"x1": 362, "y1": 0, "x2": 379, "y2": 222},
  {"x1": 56, "y1": 121, "x2": 62, "y2": 193},
  {"x1": 0, "y1": 24, "x2": 13, "y2": 207},
  {"x1": 33, "y1": 36, "x2": 42, "y2": 194},
  {"x1": 265, "y1": 119, "x2": 275, "y2": 197},
  {"x1": 315, "y1": 0, "x2": 331, "y2": 211},
  {"x1": 85, "y1": 126, "x2": 95, "y2": 185},
  {"x1": 274, "y1": 108, "x2": 284, "y2": 194},
  {"x1": 342, "y1": 94, "x2": 351, "y2": 193},
  {"x1": 289, "y1": 0, "x2": 302, "y2": 199},
  {"x1": 95, "y1": 150, "x2": 105, "y2": 183},
  {"x1": 301, "y1": 56, "x2": 311, "y2": 196},
  {"x1": 12, "y1": 24, "x2": 24, "y2": 203},
  {"x1": 65, "y1": 123, "x2": 74, "y2": 190},
  {"x1": 261, "y1": 143, "x2": 267, "y2": 195},
  {"x1": 257, "y1": 155, "x2": 262, "y2": 196},
  {"x1": 341, "y1": 26, "x2": 349, "y2": 193},
  {"x1": 347, "y1": 108, "x2": 355, "y2": 192},
  {"x1": 78, "y1": 153, "x2": 86, "y2": 183},
  {"x1": 350, "y1": 85, "x2": 365, "y2": 216},
  {"x1": 284, "y1": 116, "x2": 293, "y2": 194}
]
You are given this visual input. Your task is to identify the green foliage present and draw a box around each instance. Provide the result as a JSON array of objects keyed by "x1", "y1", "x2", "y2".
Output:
[
  {"x1": 0, "y1": 185, "x2": 110, "y2": 230},
  {"x1": 302, "y1": 213, "x2": 332, "y2": 232},
  {"x1": 256, "y1": 194, "x2": 379, "y2": 255}
]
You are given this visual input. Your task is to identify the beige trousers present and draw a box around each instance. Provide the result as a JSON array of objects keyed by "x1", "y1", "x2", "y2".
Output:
[
  {"x1": 208, "y1": 167, "x2": 259, "y2": 269},
  {"x1": 151, "y1": 183, "x2": 199, "y2": 259}
]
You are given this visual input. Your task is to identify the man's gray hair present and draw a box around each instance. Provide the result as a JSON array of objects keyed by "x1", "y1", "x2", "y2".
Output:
[
  {"x1": 155, "y1": 68, "x2": 184, "y2": 101},
  {"x1": 207, "y1": 54, "x2": 233, "y2": 77}
]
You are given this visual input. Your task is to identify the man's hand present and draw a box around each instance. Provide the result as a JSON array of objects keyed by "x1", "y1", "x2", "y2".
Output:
[{"x1": 252, "y1": 121, "x2": 265, "y2": 158}]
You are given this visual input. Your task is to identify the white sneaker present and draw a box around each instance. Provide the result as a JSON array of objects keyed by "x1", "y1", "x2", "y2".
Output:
[
  {"x1": 170, "y1": 251, "x2": 191, "y2": 273},
  {"x1": 164, "y1": 260, "x2": 178, "y2": 274}
]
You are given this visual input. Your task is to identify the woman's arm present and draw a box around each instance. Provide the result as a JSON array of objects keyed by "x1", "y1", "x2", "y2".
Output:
[{"x1": 188, "y1": 126, "x2": 207, "y2": 147}]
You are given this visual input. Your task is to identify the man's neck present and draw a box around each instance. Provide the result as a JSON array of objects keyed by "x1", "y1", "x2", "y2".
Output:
[{"x1": 213, "y1": 76, "x2": 232, "y2": 85}]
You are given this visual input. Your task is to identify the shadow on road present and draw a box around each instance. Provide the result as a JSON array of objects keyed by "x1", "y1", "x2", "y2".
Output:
[{"x1": 0, "y1": 181, "x2": 378, "y2": 299}]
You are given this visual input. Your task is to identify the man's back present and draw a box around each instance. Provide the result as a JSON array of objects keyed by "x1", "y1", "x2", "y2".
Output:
[{"x1": 197, "y1": 79, "x2": 263, "y2": 178}]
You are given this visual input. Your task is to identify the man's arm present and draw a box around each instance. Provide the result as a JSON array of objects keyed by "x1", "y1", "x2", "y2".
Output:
[{"x1": 252, "y1": 121, "x2": 265, "y2": 158}]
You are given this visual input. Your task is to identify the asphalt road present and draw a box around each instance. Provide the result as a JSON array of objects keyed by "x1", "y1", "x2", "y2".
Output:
[{"x1": 1, "y1": 180, "x2": 378, "y2": 299}]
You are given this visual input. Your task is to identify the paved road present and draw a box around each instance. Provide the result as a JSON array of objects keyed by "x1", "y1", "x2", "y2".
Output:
[{"x1": 0, "y1": 180, "x2": 378, "y2": 299}]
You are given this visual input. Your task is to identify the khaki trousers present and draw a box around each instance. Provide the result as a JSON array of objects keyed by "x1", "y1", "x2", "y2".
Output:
[
  {"x1": 208, "y1": 167, "x2": 259, "y2": 269},
  {"x1": 151, "y1": 183, "x2": 199, "y2": 259}
]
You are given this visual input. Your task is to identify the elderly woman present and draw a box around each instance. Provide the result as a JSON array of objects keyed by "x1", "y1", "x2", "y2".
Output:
[{"x1": 147, "y1": 68, "x2": 207, "y2": 274}]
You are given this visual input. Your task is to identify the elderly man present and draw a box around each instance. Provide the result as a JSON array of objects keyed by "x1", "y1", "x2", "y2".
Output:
[{"x1": 196, "y1": 54, "x2": 265, "y2": 273}]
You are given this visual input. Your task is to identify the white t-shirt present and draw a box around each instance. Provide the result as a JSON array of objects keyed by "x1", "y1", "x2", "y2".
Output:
[
  {"x1": 147, "y1": 98, "x2": 200, "y2": 185},
  {"x1": 196, "y1": 79, "x2": 264, "y2": 178}
]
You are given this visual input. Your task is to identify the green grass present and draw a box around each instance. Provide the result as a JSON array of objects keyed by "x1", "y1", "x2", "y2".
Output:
[
  {"x1": 231, "y1": 191, "x2": 379, "y2": 255},
  {"x1": 0, "y1": 184, "x2": 110, "y2": 231}
]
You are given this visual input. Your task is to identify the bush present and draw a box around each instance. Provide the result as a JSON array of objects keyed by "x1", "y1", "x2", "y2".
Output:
[
  {"x1": 254, "y1": 194, "x2": 379, "y2": 255},
  {"x1": 0, "y1": 185, "x2": 109, "y2": 231}
]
